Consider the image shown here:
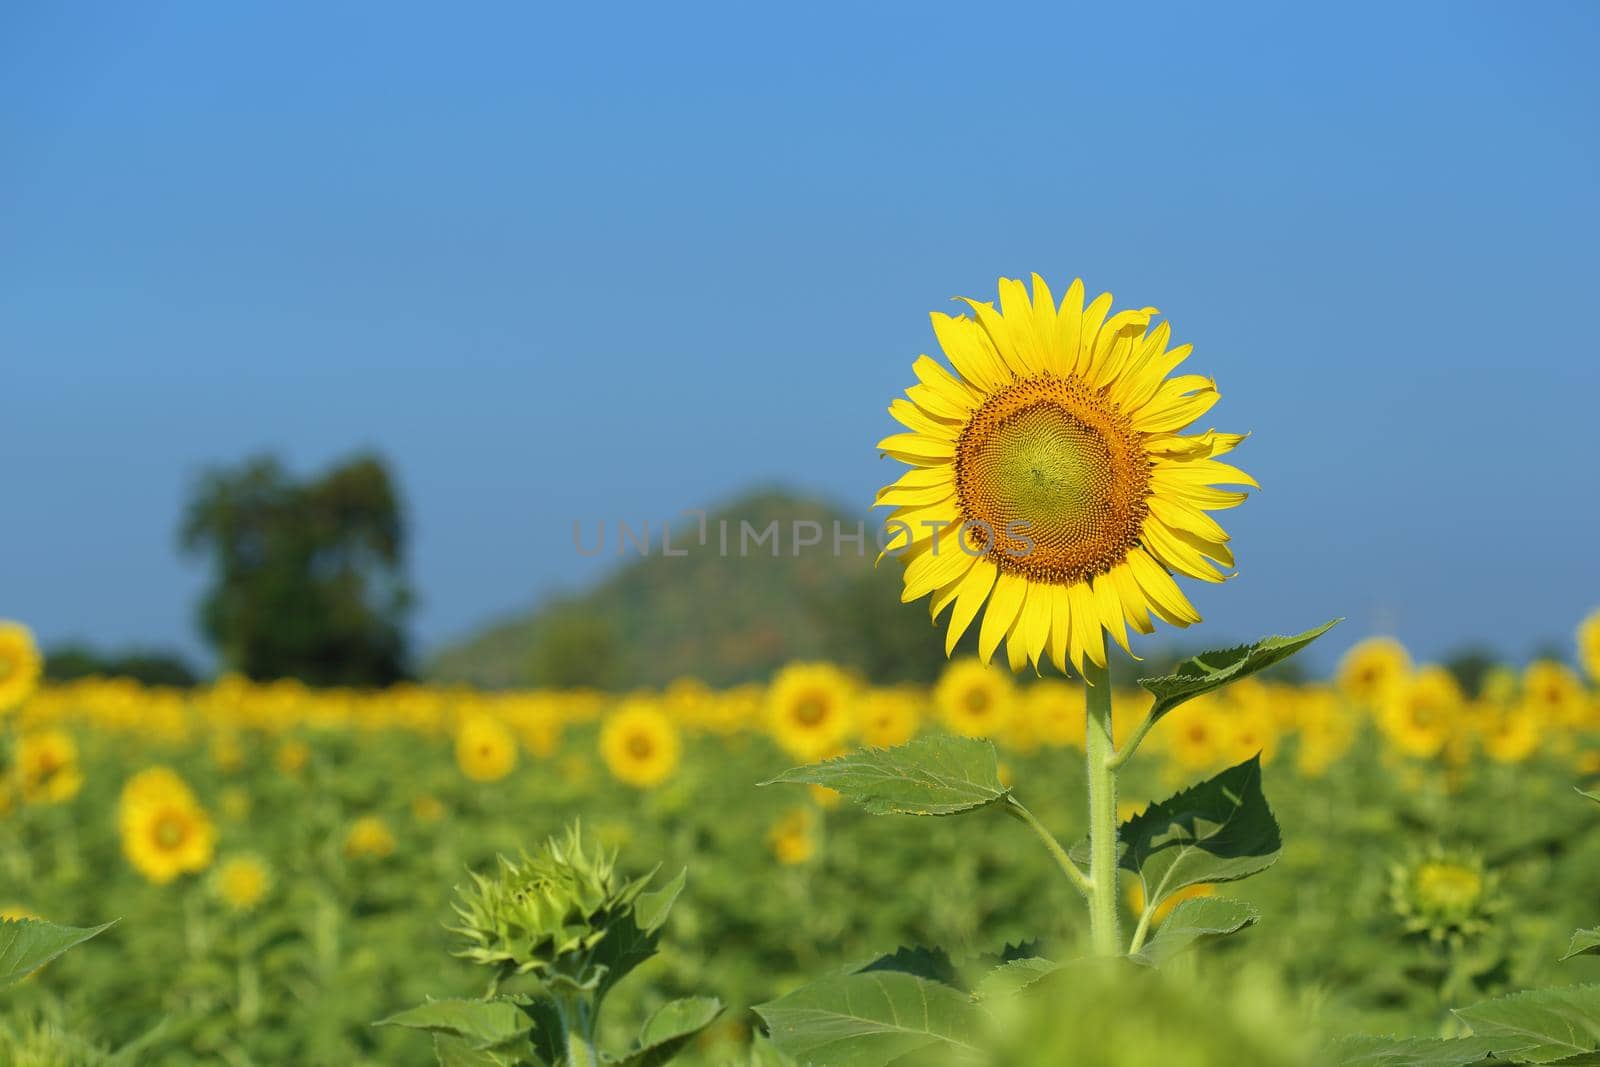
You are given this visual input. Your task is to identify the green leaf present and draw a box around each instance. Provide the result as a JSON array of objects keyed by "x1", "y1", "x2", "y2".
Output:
[
  {"x1": 753, "y1": 970, "x2": 987, "y2": 1066},
  {"x1": 1116, "y1": 755, "x2": 1282, "y2": 908},
  {"x1": 433, "y1": 1034, "x2": 515, "y2": 1067},
  {"x1": 1137, "y1": 620, "x2": 1340, "y2": 726},
  {"x1": 610, "y1": 996, "x2": 723, "y2": 1067},
  {"x1": 973, "y1": 958, "x2": 1060, "y2": 1001},
  {"x1": 376, "y1": 998, "x2": 530, "y2": 1050},
  {"x1": 635, "y1": 868, "x2": 686, "y2": 935},
  {"x1": 1454, "y1": 985, "x2": 1600, "y2": 1063},
  {"x1": 1580, "y1": 788, "x2": 1600, "y2": 807},
  {"x1": 1331, "y1": 1033, "x2": 1534, "y2": 1066},
  {"x1": 858, "y1": 946, "x2": 962, "y2": 989},
  {"x1": 1130, "y1": 898, "x2": 1259, "y2": 967},
  {"x1": 760, "y1": 736, "x2": 1007, "y2": 817},
  {"x1": 1565, "y1": 930, "x2": 1600, "y2": 963},
  {"x1": 0, "y1": 918, "x2": 115, "y2": 989}
]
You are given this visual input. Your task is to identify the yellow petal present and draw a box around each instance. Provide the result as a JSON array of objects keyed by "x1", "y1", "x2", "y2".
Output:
[
  {"x1": 1127, "y1": 548, "x2": 1201, "y2": 625},
  {"x1": 931, "y1": 311, "x2": 1008, "y2": 393},
  {"x1": 945, "y1": 558, "x2": 998, "y2": 655},
  {"x1": 978, "y1": 571, "x2": 1029, "y2": 665}
]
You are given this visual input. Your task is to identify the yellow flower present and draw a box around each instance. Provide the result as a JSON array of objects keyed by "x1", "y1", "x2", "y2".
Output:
[
  {"x1": 344, "y1": 816, "x2": 396, "y2": 860},
  {"x1": 0, "y1": 905, "x2": 41, "y2": 921},
  {"x1": 1293, "y1": 689, "x2": 1356, "y2": 778},
  {"x1": 1126, "y1": 881, "x2": 1215, "y2": 925},
  {"x1": 768, "y1": 807, "x2": 819, "y2": 866},
  {"x1": 767, "y1": 663, "x2": 854, "y2": 759},
  {"x1": 0, "y1": 621, "x2": 43, "y2": 711},
  {"x1": 599, "y1": 699, "x2": 682, "y2": 788},
  {"x1": 1478, "y1": 703, "x2": 1541, "y2": 764},
  {"x1": 1521, "y1": 660, "x2": 1585, "y2": 725},
  {"x1": 1337, "y1": 637, "x2": 1411, "y2": 705},
  {"x1": 275, "y1": 738, "x2": 311, "y2": 775},
  {"x1": 213, "y1": 855, "x2": 271, "y2": 912},
  {"x1": 455, "y1": 713, "x2": 518, "y2": 782},
  {"x1": 119, "y1": 770, "x2": 216, "y2": 885},
  {"x1": 1025, "y1": 679, "x2": 1084, "y2": 748},
  {"x1": 13, "y1": 729, "x2": 83, "y2": 804},
  {"x1": 856, "y1": 689, "x2": 919, "y2": 748},
  {"x1": 1379, "y1": 667, "x2": 1463, "y2": 760},
  {"x1": 1221, "y1": 701, "x2": 1279, "y2": 766},
  {"x1": 933, "y1": 659, "x2": 1015, "y2": 739},
  {"x1": 1163, "y1": 695, "x2": 1223, "y2": 771},
  {"x1": 876, "y1": 276, "x2": 1253, "y2": 674},
  {"x1": 1580, "y1": 608, "x2": 1600, "y2": 684}
]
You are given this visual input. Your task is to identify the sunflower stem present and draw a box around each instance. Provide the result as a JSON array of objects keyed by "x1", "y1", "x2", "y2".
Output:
[
  {"x1": 1106, "y1": 712, "x2": 1154, "y2": 772},
  {"x1": 1083, "y1": 639, "x2": 1122, "y2": 956}
]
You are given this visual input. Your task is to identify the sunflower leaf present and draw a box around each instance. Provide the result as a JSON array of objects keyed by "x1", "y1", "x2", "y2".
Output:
[
  {"x1": 0, "y1": 918, "x2": 115, "y2": 989},
  {"x1": 759, "y1": 736, "x2": 1007, "y2": 816},
  {"x1": 609, "y1": 997, "x2": 723, "y2": 1067},
  {"x1": 1564, "y1": 930, "x2": 1600, "y2": 963},
  {"x1": 1129, "y1": 897, "x2": 1258, "y2": 967},
  {"x1": 1329, "y1": 1033, "x2": 1536, "y2": 1066},
  {"x1": 375, "y1": 998, "x2": 531, "y2": 1050},
  {"x1": 1452, "y1": 985, "x2": 1600, "y2": 1062},
  {"x1": 1137, "y1": 619, "x2": 1341, "y2": 726},
  {"x1": 752, "y1": 970, "x2": 987, "y2": 1066},
  {"x1": 1095, "y1": 755, "x2": 1282, "y2": 909}
]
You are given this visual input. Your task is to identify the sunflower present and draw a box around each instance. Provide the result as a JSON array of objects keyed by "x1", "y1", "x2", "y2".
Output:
[
  {"x1": 1521, "y1": 660, "x2": 1585, "y2": 725},
  {"x1": 856, "y1": 689, "x2": 920, "y2": 749},
  {"x1": 213, "y1": 855, "x2": 272, "y2": 912},
  {"x1": 119, "y1": 782, "x2": 217, "y2": 885},
  {"x1": 1292, "y1": 688, "x2": 1357, "y2": 778},
  {"x1": 1389, "y1": 846, "x2": 1501, "y2": 944},
  {"x1": 344, "y1": 816, "x2": 396, "y2": 860},
  {"x1": 767, "y1": 663, "x2": 855, "y2": 759},
  {"x1": 768, "y1": 806, "x2": 819, "y2": 866},
  {"x1": 1024, "y1": 679, "x2": 1084, "y2": 748},
  {"x1": 13, "y1": 729, "x2": 84, "y2": 805},
  {"x1": 1337, "y1": 637, "x2": 1411, "y2": 706},
  {"x1": 876, "y1": 276, "x2": 1252, "y2": 675},
  {"x1": 0, "y1": 620, "x2": 42, "y2": 710},
  {"x1": 1581, "y1": 608, "x2": 1600, "y2": 684},
  {"x1": 599, "y1": 699, "x2": 682, "y2": 788},
  {"x1": 455, "y1": 712, "x2": 519, "y2": 782},
  {"x1": 1478, "y1": 703, "x2": 1541, "y2": 764},
  {"x1": 933, "y1": 658, "x2": 1015, "y2": 738},
  {"x1": 1378, "y1": 667, "x2": 1463, "y2": 760}
]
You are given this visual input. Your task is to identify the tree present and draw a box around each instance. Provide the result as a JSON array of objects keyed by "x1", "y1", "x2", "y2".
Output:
[{"x1": 180, "y1": 453, "x2": 412, "y2": 686}]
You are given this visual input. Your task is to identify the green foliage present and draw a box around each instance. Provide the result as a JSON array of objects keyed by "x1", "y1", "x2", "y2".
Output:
[
  {"x1": 761, "y1": 737, "x2": 1008, "y2": 816},
  {"x1": 385, "y1": 823, "x2": 717, "y2": 1067},
  {"x1": 42, "y1": 645, "x2": 198, "y2": 687},
  {"x1": 1134, "y1": 620, "x2": 1340, "y2": 731},
  {"x1": 1129, "y1": 898, "x2": 1259, "y2": 968},
  {"x1": 526, "y1": 609, "x2": 622, "y2": 690},
  {"x1": 0, "y1": 920, "x2": 113, "y2": 991},
  {"x1": 1114, "y1": 755, "x2": 1283, "y2": 912},
  {"x1": 1563, "y1": 931, "x2": 1600, "y2": 962},
  {"x1": 180, "y1": 452, "x2": 412, "y2": 685},
  {"x1": 1452, "y1": 985, "x2": 1600, "y2": 1062}
]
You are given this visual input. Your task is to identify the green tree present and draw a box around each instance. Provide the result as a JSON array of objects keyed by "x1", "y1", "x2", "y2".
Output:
[{"x1": 180, "y1": 453, "x2": 412, "y2": 686}]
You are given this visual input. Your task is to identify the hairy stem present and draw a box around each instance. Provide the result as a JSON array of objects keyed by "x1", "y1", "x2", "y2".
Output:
[
  {"x1": 1084, "y1": 639, "x2": 1122, "y2": 956},
  {"x1": 1005, "y1": 796, "x2": 1091, "y2": 897}
]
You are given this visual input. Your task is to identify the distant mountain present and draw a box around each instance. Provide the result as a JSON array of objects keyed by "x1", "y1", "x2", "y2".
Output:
[{"x1": 427, "y1": 488, "x2": 955, "y2": 689}]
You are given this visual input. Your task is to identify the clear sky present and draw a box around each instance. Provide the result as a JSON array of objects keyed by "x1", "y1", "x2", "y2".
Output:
[{"x1": 3, "y1": 2, "x2": 1597, "y2": 672}]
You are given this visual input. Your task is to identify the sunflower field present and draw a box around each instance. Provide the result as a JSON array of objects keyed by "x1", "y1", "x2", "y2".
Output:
[
  {"x1": 7, "y1": 276, "x2": 1600, "y2": 1066},
  {"x1": 5, "y1": 615, "x2": 1600, "y2": 1065}
]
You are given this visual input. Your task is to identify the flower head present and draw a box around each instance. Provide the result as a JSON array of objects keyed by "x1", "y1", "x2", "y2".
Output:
[
  {"x1": 599, "y1": 699, "x2": 682, "y2": 788},
  {"x1": 877, "y1": 277, "x2": 1253, "y2": 675},
  {"x1": 455, "y1": 712, "x2": 519, "y2": 782},
  {"x1": 766, "y1": 664, "x2": 854, "y2": 759},
  {"x1": 0, "y1": 621, "x2": 42, "y2": 711}
]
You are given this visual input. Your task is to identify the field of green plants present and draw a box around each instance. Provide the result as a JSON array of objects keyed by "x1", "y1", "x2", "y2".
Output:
[{"x1": 5, "y1": 618, "x2": 1600, "y2": 1066}]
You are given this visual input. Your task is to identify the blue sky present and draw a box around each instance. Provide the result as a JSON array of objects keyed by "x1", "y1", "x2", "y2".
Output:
[{"x1": 3, "y1": 2, "x2": 1597, "y2": 671}]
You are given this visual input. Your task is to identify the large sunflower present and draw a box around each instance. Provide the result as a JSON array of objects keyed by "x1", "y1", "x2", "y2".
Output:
[{"x1": 876, "y1": 275, "x2": 1253, "y2": 675}]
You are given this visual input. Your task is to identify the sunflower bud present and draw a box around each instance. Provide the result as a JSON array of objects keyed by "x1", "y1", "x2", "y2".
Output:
[{"x1": 450, "y1": 822, "x2": 657, "y2": 993}]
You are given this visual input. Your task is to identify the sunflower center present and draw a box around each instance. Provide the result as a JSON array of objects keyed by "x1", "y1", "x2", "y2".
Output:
[
  {"x1": 155, "y1": 813, "x2": 189, "y2": 850},
  {"x1": 627, "y1": 733, "x2": 655, "y2": 760},
  {"x1": 956, "y1": 376, "x2": 1150, "y2": 584},
  {"x1": 792, "y1": 695, "x2": 828, "y2": 727}
]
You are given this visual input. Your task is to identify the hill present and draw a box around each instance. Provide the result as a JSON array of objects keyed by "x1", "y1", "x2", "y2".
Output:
[{"x1": 427, "y1": 489, "x2": 955, "y2": 689}]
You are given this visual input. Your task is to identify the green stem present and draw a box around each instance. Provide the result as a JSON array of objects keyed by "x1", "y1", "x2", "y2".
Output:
[
  {"x1": 557, "y1": 995, "x2": 601, "y2": 1067},
  {"x1": 1105, "y1": 711, "x2": 1154, "y2": 772},
  {"x1": 1083, "y1": 638, "x2": 1122, "y2": 956},
  {"x1": 1004, "y1": 797, "x2": 1091, "y2": 897}
]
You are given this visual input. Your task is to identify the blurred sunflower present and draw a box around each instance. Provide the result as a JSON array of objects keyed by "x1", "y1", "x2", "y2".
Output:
[
  {"x1": 275, "y1": 738, "x2": 310, "y2": 775},
  {"x1": 344, "y1": 816, "x2": 396, "y2": 860},
  {"x1": 455, "y1": 713, "x2": 519, "y2": 782},
  {"x1": 1478, "y1": 703, "x2": 1541, "y2": 764},
  {"x1": 768, "y1": 806, "x2": 819, "y2": 866},
  {"x1": 1163, "y1": 695, "x2": 1224, "y2": 771},
  {"x1": 1337, "y1": 638, "x2": 1411, "y2": 705},
  {"x1": 0, "y1": 620, "x2": 42, "y2": 710},
  {"x1": 118, "y1": 769, "x2": 216, "y2": 884},
  {"x1": 1580, "y1": 608, "x2": 1600, "y2": 684},
  {"x1": 1390, "y1": 846, "x2": 1501, "y2": 944},
  {"x1": 213, "y1": 855, "x2": 272, "y2": 912},
  {"x1": 933, "y1": 658, "x2": 1015, "y2": 739},
  {"x1": 876, "y1": 275, "x2": 1252, "y2": 675},
  {"x1": 1024, "y1": 679, "x2": 1084, "y2": 748},
  {"x1": 767, "y1": 663, "x2": 854, "y2": 759},
  {"x1": 1126, "y1": 880, "x2": 1215, "y2": 926},
  {"x1": 1521, "y1": 660, "x2": 1585, "y2": 725},
  {"x1": 1292, "y1": 689, "x2": 1356, "y2": 778},
  {"x1": 1379, "y1": 667, "x2": 1463, "y2": 759},
  {"x1": 13, "y1": 729, "x2": 84, "y2": 805},
  {"x1": 599, "y1": 700, "x2": 682, "y2": 787},
  {"x1": 856, "y1": 689, "x2": 919, "y2": 749}
]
